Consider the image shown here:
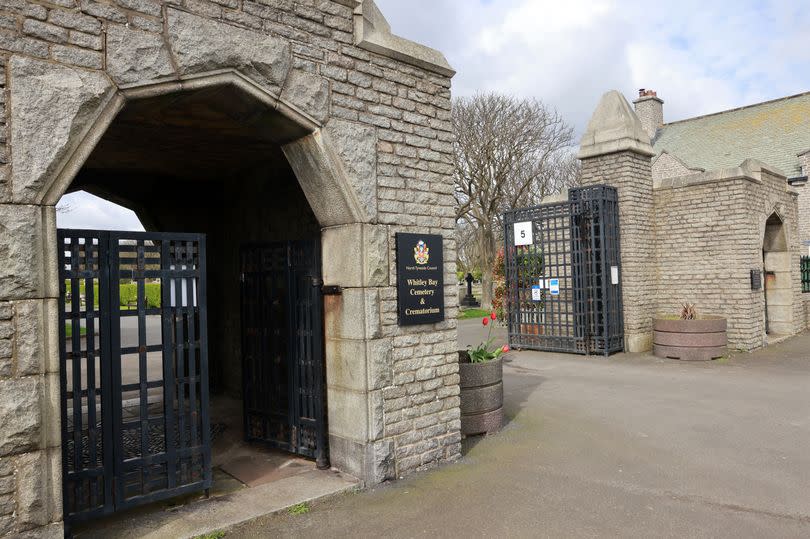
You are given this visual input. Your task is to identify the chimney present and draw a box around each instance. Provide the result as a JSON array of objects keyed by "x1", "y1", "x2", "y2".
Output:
[{"x1": 633, "y1": 88, "x2": 664, "y2": 140}]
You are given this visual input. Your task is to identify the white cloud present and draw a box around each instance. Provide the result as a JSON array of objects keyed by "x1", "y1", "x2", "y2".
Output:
[
  {"x1": 376, "y1": 0, "x2": 810, "y2": 133},
  {"x1": 55, "y1": 1, "x2": 810, "y2": 228}
]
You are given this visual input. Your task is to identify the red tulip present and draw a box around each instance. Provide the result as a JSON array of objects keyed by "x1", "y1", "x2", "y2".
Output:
[
  {"x1": 490, "y1": 312, "x2": 497, "y2": 320},
  {"x1": 482, "y1": 317, "x2": 489, "y2": 326},
  {"x1": 502, "y1": 345, "x2": 510, "y2": 353}
]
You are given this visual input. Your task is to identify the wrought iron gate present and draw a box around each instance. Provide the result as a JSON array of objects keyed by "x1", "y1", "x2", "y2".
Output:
[
  {"x1": 58, "y1": 230, "x2": 211, "y2": 526},
  {"x1": 240, "y1": 241, "x2": 328, "y2": 467},
  {"x1": 503, "y1": 185, "x2": 623, "y2": 356}
]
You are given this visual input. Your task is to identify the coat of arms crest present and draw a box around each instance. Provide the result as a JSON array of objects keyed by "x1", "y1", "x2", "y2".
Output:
[{"x1": 413, "y1": 240, "x2": 430, "y2": 265}]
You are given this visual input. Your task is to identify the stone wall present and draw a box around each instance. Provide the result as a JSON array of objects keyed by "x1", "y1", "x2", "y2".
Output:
[
  {"x1": 580, "y1": 151, "x2": 656, "y2": 352},
  {"x1": 798, "y1": 151, "x2": 810, "y2": 246},
  {"x1": 653, "y1": 164, "x2": 804, "y2": 350},
  {"x1": 652, "y1": 151, "x2": 700, "y2": 182},
  {"x1": 0, "y1": 0, "x2": 459, "y2": 534}
]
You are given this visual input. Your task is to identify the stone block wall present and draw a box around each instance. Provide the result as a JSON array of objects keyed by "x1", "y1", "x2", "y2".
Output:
[
  {"x1": 652, "y1": 151, "x2": 699, "y2": 182},
  {"x1": 798, "y1": 151, "x2": 810, "y2": 246},
  {"x1": 580, "y1": 150, "x2": 656, "y2": 352},
  {"x1": 0, "y1": 0, "x2": 459, "y2": 533},
  {"x1": 652, "y1": 166, "x2": 805, "y2": 351},
  {"x1": 653, "y1": 177, "x2": 762, "y2": 349}
]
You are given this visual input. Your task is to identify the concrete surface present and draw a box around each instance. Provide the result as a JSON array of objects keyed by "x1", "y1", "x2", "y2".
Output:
[
  {"x1": 76, "y1": 467, "x2": 358, "y2": 539},
  {"x1": 227, "y1": 331, "x2": 810, "y2": 538}
]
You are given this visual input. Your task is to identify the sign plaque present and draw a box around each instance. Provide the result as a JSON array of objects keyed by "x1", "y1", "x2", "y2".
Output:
[
  {"x1": 396, "y1": 233, "x2": 445, "y2": 326},
  {"x1": 513, "y1": 221, "x2": 533, "y2": 246}
]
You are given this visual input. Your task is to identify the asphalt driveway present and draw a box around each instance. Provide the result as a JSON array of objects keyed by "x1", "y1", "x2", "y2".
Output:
[{"x1": 229, "y1": 331, "x2": 810, "y2": 538}]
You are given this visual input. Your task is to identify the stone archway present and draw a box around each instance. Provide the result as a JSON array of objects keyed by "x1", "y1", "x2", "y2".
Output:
[
  {"x1": 5, "y1": 17, "x2": 389, "y2": 521},
  {"x1": 762, "y1": 212, "x2": 792, "y2": 335}
]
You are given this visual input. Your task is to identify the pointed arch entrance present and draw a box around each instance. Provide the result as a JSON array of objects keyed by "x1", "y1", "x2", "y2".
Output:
[
  {"x1": 762, "y1": 212, "x2": 792, "y2": 335},
  {"x1": 34, "y1": 71, "x2": 368, "y2": 526}
]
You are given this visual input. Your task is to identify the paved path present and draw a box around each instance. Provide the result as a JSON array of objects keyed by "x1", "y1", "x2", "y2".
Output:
[
  {"x1": 457, "y1": 317, "x2": 508, "y2": 350},
  {"x1": 229, "y1": 332, "x2": 810, "y2": 538}
]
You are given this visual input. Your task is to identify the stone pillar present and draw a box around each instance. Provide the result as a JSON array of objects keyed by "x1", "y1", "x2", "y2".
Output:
[
  {"x1": 578, "y1": 90, "x2": 656, "y2": 353},
  {"x1": 321, "y1": 223, "x2": 394, "y2": 484}
]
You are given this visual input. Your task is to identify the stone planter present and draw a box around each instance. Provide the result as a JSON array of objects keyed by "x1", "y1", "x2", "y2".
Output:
[
  {"x1": 458, "y1": 351, "x2": 503, "y2": 435},
  {"x1": 653, "y1": 317, "x2": 727, "y2": 361}
]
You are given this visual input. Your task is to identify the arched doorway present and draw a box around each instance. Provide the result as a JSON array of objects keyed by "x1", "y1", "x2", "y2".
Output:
[
  {"x1": 762, "y1": 213, "x2": 793, "y2": 336},
  {"x1": 43, "y1": 76, "x2": 359, "y2": 526}
]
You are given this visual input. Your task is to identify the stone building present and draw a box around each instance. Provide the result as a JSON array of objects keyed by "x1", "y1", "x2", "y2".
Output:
[
  {"x1": 578, "y1": 90, "x2": 808, "y2": 353},
  {"x1": 0, "y1": 0, "x2": 461, "y2": 536}
]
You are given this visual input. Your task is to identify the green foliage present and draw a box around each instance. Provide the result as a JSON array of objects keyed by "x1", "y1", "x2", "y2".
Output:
[
  {"x1": 491, "y1": 249, "x2": 506, "y2": 322},
  {"x1": 64, "y1": 323, "x2": 87, "y2": 338},
  {"x1": 468, "y1": 336, "x2": 507, "y2": 363},
  {"x1": 65, "y1": 280, "x2": 162, "y2": 310},
  {"x1": 458, "y1": 308, "x2": 489, "y2": 320},
  {"x1": 288, "y1": 502, "x2": 310, "y2": 515},
  {"x1": 471, "y1": 267, "x2": 483, "y2": 281},
  {"x1": 456, "y1": 270, "x2": 466, "y2": 282},
  {"x1": 193, "y1": 532, "x2": 225, "y2": 539},
  {"x1": 467, "y1": 312, "x2": 509, "y2": 362}
]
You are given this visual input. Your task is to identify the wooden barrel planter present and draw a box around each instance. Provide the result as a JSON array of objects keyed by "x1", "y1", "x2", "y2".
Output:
[
  {"x1": 458, "y1": 351, "x2": 503, "y2": 436},
  {"x1": 653, "y1": 318, "x2": 727, "y2": 361}
]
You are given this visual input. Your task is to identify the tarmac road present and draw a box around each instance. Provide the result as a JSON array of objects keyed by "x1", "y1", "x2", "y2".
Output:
[{"x1": 228, "y1": 331, "x2": 810, "y2": 538}]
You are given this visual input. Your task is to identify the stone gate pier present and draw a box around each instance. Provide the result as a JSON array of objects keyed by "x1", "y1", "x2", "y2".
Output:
[{"x1": 0, "y1": 1, "x2": 461, "y2": 536}]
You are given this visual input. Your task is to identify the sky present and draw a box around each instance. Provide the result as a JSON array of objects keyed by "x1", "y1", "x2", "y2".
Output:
[{"x1": 58, "y1": 0, "x2": 810, "y2": 230}]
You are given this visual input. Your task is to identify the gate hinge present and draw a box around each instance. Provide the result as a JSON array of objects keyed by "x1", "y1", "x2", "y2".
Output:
[{"x1": 321, "y1": 284, "x2": 342, "y2": 295}]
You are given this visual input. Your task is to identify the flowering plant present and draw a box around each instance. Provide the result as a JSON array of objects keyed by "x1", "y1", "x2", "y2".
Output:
[{"x1": 468, "y1": 311, "x2": 510, "y2": 363}]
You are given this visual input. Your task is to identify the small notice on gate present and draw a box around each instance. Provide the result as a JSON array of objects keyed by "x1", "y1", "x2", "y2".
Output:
[
  {"x1": 513, "y1": 221, "x2": 533, "y2": 246},
  {"x1": 549, "y1": 278, "x2": 560, "y2": 296},
  {"x1": 531, "y1": 285, "x2": 542, "y2": 301},
  {"x1": 611, "y1": 266, "x2": 619, "y2": 285}
]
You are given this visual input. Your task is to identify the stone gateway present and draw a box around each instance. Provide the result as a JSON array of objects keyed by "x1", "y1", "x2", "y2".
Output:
[{"x1": 0, "y1": 1, "x2": 461, "y2": 536}]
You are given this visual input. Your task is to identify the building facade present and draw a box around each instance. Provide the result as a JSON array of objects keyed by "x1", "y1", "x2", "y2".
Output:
[
  {"x1": 0, "y1": 1, "x2": 461, "y2": 536},
  {"x1": 578, "y1": 90, "x2": 808, "y2": 353}
]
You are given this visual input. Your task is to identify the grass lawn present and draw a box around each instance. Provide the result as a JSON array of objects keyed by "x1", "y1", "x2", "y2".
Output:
[
  {"x1": 458, "y1": 308, "x2": 490, "y2": 320},
  {"x1": 64, "y1": 324, "x2": 87, "y2": 338}
]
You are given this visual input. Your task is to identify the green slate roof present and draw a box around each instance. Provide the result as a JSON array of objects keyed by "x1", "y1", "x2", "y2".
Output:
[{"x1": 652, "y1": 91, "x2": 810, "y2": 177}]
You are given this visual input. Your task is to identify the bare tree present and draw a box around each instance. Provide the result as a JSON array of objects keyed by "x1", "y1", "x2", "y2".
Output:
[{"x1": 453, "y1": 93, "x2": 575, "y2": 308}]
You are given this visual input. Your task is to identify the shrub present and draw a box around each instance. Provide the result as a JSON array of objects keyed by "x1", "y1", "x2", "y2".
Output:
[{"x1": 492, "y1": 249, "x2": 506, "y2": 322}]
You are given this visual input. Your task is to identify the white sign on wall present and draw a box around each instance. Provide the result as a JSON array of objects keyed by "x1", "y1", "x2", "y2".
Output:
[
  {"x1": 611, "y1": 266, "x2": 619, "y2": 285},
  {"x1": 549, "y1": 278, "x2": 560, "y2": 296},
  {"x1": 513, "y1": 221, "x2": 533, "y2": 246}
]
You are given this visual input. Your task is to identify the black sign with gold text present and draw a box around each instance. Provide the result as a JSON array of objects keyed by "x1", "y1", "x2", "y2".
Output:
[{"x1": 396, "y1": 232, "x2": 444, "y2": 326}]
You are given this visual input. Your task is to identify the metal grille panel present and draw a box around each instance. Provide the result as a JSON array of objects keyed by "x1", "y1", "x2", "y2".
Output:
[
  {"x1": 241, "y1": 241, "x2": 327, "y2": 466},
  {"x1": 503, "y1": 185, "x2": 624, "y2": 356},
  {"x1": 58, "y1": 230, "x2": 211, "y2": 526}
]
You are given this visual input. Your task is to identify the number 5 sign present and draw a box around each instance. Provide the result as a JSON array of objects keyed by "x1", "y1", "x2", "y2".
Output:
[{"x1": 513, "y1": 221, "x2": 533, "y2": 246}]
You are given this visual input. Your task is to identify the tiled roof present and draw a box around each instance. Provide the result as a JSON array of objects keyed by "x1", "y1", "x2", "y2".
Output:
[{"x1": 652, "y1": 91, "x2": 810, "y2": 177}]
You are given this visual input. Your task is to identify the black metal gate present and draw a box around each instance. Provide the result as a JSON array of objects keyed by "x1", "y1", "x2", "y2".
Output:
[
  {"x1": 58, "y1": 229, "x2": 211, "y2": 526},
  {"x1": 503, "y1": 185, "x2": 623, "y2": 356},
  {"x1": 240, "y1": 241, "x2": 328, "y2": 467}
]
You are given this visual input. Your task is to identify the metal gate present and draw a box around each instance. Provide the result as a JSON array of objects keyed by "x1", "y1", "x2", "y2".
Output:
[
  {"x1": 58, "y1": 230, "x2": 211, "y2": 527},
  {"x1": 503, "y1": 185, "x2": 624, "y2": 355},
  {"x1": 240, "y1": 241, "x2": 328, "y2": 467}
]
